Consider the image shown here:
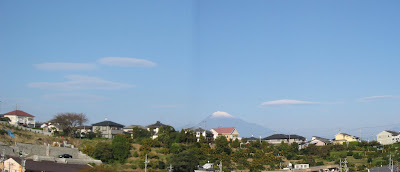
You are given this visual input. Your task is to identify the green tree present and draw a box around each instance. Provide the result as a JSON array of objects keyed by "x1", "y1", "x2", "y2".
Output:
[
  {"x1": 215, "y1": 136, "x2": 231, "y2": 154},
  {"x1": 112, "y1": 134, "x2": 131, "y2": 162},
  {"x1": 49, "y1": 112, "x2": 88, "y2": 137},
  {"x1": 169, "y1": 149, "x2": 199, "y2": 172},
  {"x1": 231, "y1": 138, "x2": 240, "y2": 148},
  {"x1": 93, "y1": 142, "x2": 113, "y2": 163},
  {"x1": 131, "y1": 126, "x2": 151, "y2": 142}
]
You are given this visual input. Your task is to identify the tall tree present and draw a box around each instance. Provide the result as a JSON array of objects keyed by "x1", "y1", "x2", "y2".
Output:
[
  {"x1": 215, "y1": 136, "x2": 232, "y2": 155},
  {"x1": 50, "y1": 112, "x2": 88, "y2": 137},
  {"x1": 112, "y1": 134, "x2": 131, "y2": 162}
]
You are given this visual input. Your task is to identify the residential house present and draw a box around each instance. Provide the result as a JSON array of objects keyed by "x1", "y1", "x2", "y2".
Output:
[
  {"x1": 333, "y1": 133, "x2": 360, "y2": 144},
  {"x1": 262, "y1": 134, "x2": 306, "y2": 144},
  {"x1": 0, "y1": 157, "x2": 90, "y2": 172},
  {"x1": 0, "y1": 158, "x2": 24, "y2": 172},
  {"x1": 92, "y1": 120, "x2": 124, "y2": 139},
  {"x1": 4, "y1": 110, "x2": 35, "y2": 127},
  {"x1": 294, "y1": 164, "x2": 310, "y2": 170},
  {"x1": 210, "y1": 127, "x2": 239, "y2": 141},
  {"x1": 147, "y1": 121, "x2": 168, "y2": 139},
  {"x1": 246, "y1": 136, "x2": 259, "y2": 142},
  {"x1": 76, "y1": 126, "x2": 92, "y2": 138},
  {"x1": 123, "y1": 125, "x2": 147, "y2": 133},
  {"x1": 377, "y1": 130, "x2": 400, "y2": 145},
  {"x1": 299, "y1": 136, "x2": 331, "y2": 149},
  {"x1": 311, "y1": 136, "x2": 331, "y2": 146},
  {"x1": 369, "y1": 165, "x2": 399, "y2": 172},
  {"x1": 186, "y1": 127, "x2": 214, "y2": 143},
  {"x1": 41, "y1": 122, "x2": 63, "y2": 133},
  {"x1": 195, "y1": 162, "x2": 215, "y2": 172}
]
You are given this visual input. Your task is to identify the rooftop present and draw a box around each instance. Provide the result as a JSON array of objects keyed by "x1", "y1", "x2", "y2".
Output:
[
  {"x1": 212, "y1": 127, "x2": 236, "y2": 134},
  {"x1": 4, "y1": 110, "x2": 35, "y2": 117},
  {"x1": 92, "y1": 120, "x2": 124, "y2": 127},
  {"x1": 263, "y1": 134, "x2": 306, "y2": 141}
]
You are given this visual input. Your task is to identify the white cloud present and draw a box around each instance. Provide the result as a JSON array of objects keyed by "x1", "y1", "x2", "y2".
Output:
[
  {"x1": 34, "y1": 62, "x2": 97, "y2": 70},
  {"x1": 260, "y1": 99, "x2": 320, "y2": 107},
  {"x1": 28, "y1": 75, "x2": 133, "y2": 90},
  {"x1": 99, "y1": 57, "x2": 156, "y2": 67},
  {"x1": 43, "y1": 94, "x2": 106, "y2": 102},
  {"x1": 358, "y1": 95, "x2": 397, "y2": 102},
  {"x1": 211, "y1": 111, "x2": 234, "y2": 118}
]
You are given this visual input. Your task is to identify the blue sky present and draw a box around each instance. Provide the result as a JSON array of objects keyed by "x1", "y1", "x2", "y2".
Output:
[{"x1": 1, "y1": 1, "x2": 400, "y2": 138}]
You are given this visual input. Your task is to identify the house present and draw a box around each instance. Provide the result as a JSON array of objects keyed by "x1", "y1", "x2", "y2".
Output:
[
  {"x1": 147, "y1": 121, "x2": 168, "y2": 139},
  {"x1": 333, "y1": 133, "x2": 360, "y2": 144},
  {"x1": 123, "y1": 125, "x2": 147, "y2": 133},
  {"x1": 210, "y1": 127, "x2": 239, "y2": 141},
  {"x1": 185, "y1": 127, "x2": 214, "y2": 143},
  {"x1": 246, "y1": 136, "x2": 259, "y2": 142},
  {"x1": 76, "y1": 125, "x2": 92, "y2": 138},
  {"x1": 0, "y1": 157, "x2": 91, "y2": 172},
  {"x1": 311, "y1": 136, "x2": 331, "y2": 146},
  {"x1": 294, "y1": 164, "x2": 310, "y2": 170},
  {"x1": 4, "y1": 110, "x2": 35, "y2": 127},
  {"x1": 369, "y1": 165, "x2": 399, "y2": 172},
  {"x1": 0, "y1": 158, "x2": 24, "y2": 172},
  {"x1": 41, "y1": 122, "x2": 63, "y2": 133},
  {"x1": 92, "y1": 120, "x2": 124, "y2": 139},
  {"x1": 262, "y1": 134, "x2": 306, "y2": 144},
  {"x1": 377, "y1": 130, "x2": 400, "y2": 145},
  {"x1": 195, "y1": 162, "x2": 215, "y2": 172}
]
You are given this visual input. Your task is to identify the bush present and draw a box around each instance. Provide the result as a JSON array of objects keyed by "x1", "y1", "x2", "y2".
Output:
[
  {"x1": 132, "y1": 151, "x2": 139, "y2": 157},
  {"x1": 353, "y1": 153, "x2": 363, "y2": 159}
]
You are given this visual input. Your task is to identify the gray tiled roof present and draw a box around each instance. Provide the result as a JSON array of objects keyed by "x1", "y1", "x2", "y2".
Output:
[
  {"x1": 385, "y1": 130, "x2": 400, "y2": 136},
  {"x1": 263, "y1": 134, "x2": 306, "y2": 141},
  {"x1": 92, "y1": 120, "x2": 124, "y2": 127}
]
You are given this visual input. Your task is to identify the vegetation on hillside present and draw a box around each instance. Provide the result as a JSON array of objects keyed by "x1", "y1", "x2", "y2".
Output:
[{"x1": 3, "y1": 122, "x2": 400, "y2": 172}]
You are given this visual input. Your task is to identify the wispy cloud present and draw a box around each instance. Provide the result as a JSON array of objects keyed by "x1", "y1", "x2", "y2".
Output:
[
  {"x1": 28, "y1": 75, "x2": 133, "y2": 90},
  {"x1": 211, "y1": 111, "x2": 234, "y2": 118},
  {"x1": 34, "y1": 62, "x2": 97, "y2": 70},
  {"x1": 260, "y1": 99, "x2": 320, "y2": 107},
  {"x1": 151, "y1": 104, "x2": 181, "y2": 108},
  {"x1": 43, "y1": 93, "x2": 106, "y2": 102},
  {"x1": 358, "y1": 95, "x2": 397, "y2": 102},
  {"x1": 99, "y1": 57, "x2": 156, "y2": 67}
]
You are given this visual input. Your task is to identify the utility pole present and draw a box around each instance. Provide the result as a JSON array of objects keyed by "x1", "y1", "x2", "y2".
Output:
[
  {"x1": 389, "y1": 154, "x2": 394, "y2": 172},
  {"x1": 217, "y1": 160, "x2": 222, "y2": 172},
  {"x1": 342, "y1": 158, "x2": 349, "y2": 172},
  {"x1": 167, "y1": 164, "x2": 173, "y2": 172},
  {"x1": 144, "y1": 154, "x2": 149, "y2": 172}
]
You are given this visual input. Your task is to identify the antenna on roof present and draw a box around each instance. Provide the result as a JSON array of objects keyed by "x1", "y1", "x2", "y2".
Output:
[{"x1": 105, "y1": 116, "x2": 108, "y2": 121}]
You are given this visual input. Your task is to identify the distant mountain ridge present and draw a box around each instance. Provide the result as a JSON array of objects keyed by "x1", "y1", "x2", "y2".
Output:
[{"x1": 193, "y1": 115, "x2": 274, "y2": 138}]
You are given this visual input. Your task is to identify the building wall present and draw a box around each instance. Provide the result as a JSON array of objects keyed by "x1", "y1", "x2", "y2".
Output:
[
  {"x1": 0, "y1": 158, "x2": 24, "y2": 172},
  {"x1": 335, "y1": 134, "x2": 359, "y2": 143},
  {"x1": 4, "y1": 115, "x2": 35, "y2": 127},
  {"x1": 377, "y1": 131, "x2": 399, "y2": 145}
]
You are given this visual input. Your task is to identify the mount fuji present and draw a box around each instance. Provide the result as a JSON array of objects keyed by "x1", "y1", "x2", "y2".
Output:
[{"x1": 191, "y1": 111, "x2": 274, "y2": 138}]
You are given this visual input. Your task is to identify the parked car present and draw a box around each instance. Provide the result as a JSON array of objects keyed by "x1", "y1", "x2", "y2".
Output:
[{"x1": 59, "y1": 154, "x2": 72, "y2": 158}]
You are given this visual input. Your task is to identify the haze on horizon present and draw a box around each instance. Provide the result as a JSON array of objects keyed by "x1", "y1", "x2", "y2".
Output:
[{"x1": 1, "y1": 1, "x2": 399, "y2": 139}]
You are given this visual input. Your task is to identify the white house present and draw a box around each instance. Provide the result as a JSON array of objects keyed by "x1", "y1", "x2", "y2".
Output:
[
  {"x1": 377, "y1": 130, "x2": 400, "y2": 145},
  {"x1": 147, "y1": 121, "x2": 168, "y2": 139},
  {"x1": 41, "y1": 122, "x2": 63, "y2": 133},
  {"x1": 4, "y1": 110, "x2": 35, "y2": 127}
]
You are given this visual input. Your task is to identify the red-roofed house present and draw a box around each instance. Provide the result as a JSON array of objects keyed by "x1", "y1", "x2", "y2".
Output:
[
  {"x1": 210, "y1": 127, "x2": 239, "y2": 141},
  {"x1": 4, "y1": 110, "x2": 36, "y2": 127}
]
